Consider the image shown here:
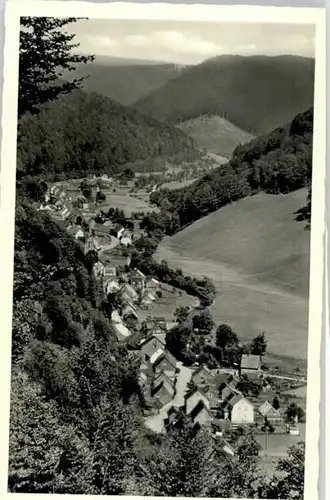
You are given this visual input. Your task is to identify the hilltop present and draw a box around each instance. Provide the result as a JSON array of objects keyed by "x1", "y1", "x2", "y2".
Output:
[
  {"x1": 178, "y1": 115, "x2": 255, "y2": 158},
  {"x1": 17, "y1": 89, "x2": 199, "y2": 180},
  {"x1": 64, "y1": 57, "x2": 188, "y2": 105},
  {"x1": 133, "y1": 55, "x2": 314, "y2": 134},
  {"x1": 155, "y1": 189, "x2": 310, "y2": 360}
]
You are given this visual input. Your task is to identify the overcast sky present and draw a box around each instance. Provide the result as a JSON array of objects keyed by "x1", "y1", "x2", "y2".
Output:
[{"x1": 70, "y1": 19, "x2": 315, "y2": 65}]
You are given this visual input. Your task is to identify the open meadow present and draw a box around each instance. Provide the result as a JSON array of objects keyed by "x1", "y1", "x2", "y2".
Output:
[{"x1": 155, "y1": 189, "x2": 310, "y2": 363}]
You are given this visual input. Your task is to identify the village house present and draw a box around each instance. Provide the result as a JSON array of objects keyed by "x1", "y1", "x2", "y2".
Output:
[
  {"x1": 110, "y1": 224, "x2": 125, "y2": 240},
  {"x1": 120, "y1": 230, "x2": 133, "y2": 247},
  {"x1": 104, "y1": 278, "x2": 121, "y2": 296},
  {"x1": 189, "y1": 400, "x2": 214, "y2": 428},
  {"x1": 145, "y1": 278, "x2": 160, "y2": 291},
  {"x1": 151, "y1": 349, "x2": 177, "y2": 380},
  {"x1": 38, "y1": 203, "x2": 56, "y2": 213},
  {"x1": 104, "y1": 264, "x2": 117, "y2": 279},
  {"x1": 149, "y1": 317, "x2": 167, "y2": 331},
  {"x1": 129, "y1": 269, "x2": 146, "y2": 290},
  {"x1": 119, "y1": 283, "x2": 139, "y2": 304},
  {"x1": 140, "y1": 289, "x2": 157, "y2": 309},
  {"x1": 258, "y1": 401, "x2": 284, "y2": 426},
  {"x1": 140, "y1": 333, "x2": 166, "y2": 362},
  {"x1": 84, "y1": 236, "x2": 102, "y2": 255},
  {"x1": 184, "y1": 386, "x2": 212, "y2": 416},
  {"x1": 93, "y1": 261, "x2": 105, "y2": 281},
  {"x1": 113, "y1": 322, "x2": 132, "y2": 342},
  {"x1": 192, "y1": 365, "x2": 217, "y2": 389},
  {"x1": 219, "y1": 383, "x2": 241, "y2": 403},
  {"x1": 67, "y1": 225, "x2": 84, "y2": 241},
  {"x1": 240, "y1": 354, "x2": 262, "y2": 379},
  {"x1": 122, "y1": 302, "x2": 139, "y2": 322},
  {"x1": 226, "y1": 394, "x2": 255, "y2": 425},
  {"x1": 149, "y1": 372, "x2": 176, "y2": 410}
]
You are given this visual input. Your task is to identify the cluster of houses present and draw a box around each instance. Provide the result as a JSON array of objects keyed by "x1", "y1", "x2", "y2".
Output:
[
  {"x1": 39, "y1": 181, "x2": 301, "y2": 445},
  {"x1": 38, "y1": 182, "x2": 143, "y2": 254},
  {"x1": 136, "y1": 329, "x2": 286, "y2": 435}
]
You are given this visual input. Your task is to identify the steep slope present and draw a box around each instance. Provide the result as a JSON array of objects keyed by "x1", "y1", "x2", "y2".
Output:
[
  {"x1": 155, "y1": 189, "x2": 310, "y2": 360},
  {"x1": 65, "y1": 58, "x2": 188, "y2": 105},
  {"x1": 133, "y1": 55, "x2": 314, "y2": 134},
  {"x1": 177, "y1": 115, "x2": 255, "y2": 157},
  {"x1": 150, "y1": 108, "x2": 313, "y2": 228},
  {"x1": 17, "y1": 89, "x2": 198, "y2": 180}
]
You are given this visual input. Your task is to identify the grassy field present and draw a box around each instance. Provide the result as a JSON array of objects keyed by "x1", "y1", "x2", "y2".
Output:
[
  {"x1": 98, "y1": 193, "x2": 158, "y2": 216},
  {"x1": 160, "y1": 179, "x2": 197, "y2": 190},
  {"x1": 178, "y1": 115, "x2": 255, "y2": 157},
  {"x1": 138, "y1": 288, "x2": 194, "y2": 323},
  {"x1": 155, "y1": 190, "x2": 310, "y2": 361}
]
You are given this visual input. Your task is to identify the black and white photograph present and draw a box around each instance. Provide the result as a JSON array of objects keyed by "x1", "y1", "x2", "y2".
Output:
[{"x1": 0, "y1": 2, "x2": 326, "y2": 499}]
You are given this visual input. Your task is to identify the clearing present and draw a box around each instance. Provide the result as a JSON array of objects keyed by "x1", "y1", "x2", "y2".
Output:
[
  {"x1": 138, "y1": 288, "x2": 195, "y2": 324},
  {"x1": 98, "y1": 193, "x2": 158, "y2": 216},
  {"x1": 155, "y1": 190, "x2": 310, "y2": 361},
  {"x1": 177, "y1": 115, "x2": 255, "y2": 158}
]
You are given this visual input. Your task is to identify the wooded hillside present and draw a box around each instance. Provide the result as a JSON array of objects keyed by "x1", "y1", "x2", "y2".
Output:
[
  {"x1": 17, "y1": 89, "x2": 199, "y2": 181},
  {"x1": 133, "y1": 55, "x2": 314, "y2": 134}
]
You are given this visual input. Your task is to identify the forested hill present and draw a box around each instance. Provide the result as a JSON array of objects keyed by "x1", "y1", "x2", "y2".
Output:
[
  {"x1": 150, "y1": 107, "x2": 313, "y2": 228},
  {"x1": 17, "y1": 89, "x2": 198, "y2": 180},
  {"x1": 64, "y1": 59, "x2": 188, "y2": 105},
  {"x1": 133, "y1": 55, "x2": 314, "y2": 134}
]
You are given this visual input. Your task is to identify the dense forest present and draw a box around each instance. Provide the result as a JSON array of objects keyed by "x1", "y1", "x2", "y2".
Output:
[
  {"x1": 133, "y1": 55, "x2": 314, "y2": 135},
  {"x1": 17, "y1": 89, "x2": 199, "y2": 181},
  {"x1": 150, "y1": 108, "x2": 313, "y2": 228}
]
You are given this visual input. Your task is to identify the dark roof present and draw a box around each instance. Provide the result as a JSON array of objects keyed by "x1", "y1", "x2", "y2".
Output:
[
  {"x1": 140, "y1": 333, "x2": 166, "y2": 349},
  {"x1": 241, "y1": 354, "x2": 261, "y2": 370},
  {"x1": 190, "y1": 400, "x2": 213, "y2": 421}
]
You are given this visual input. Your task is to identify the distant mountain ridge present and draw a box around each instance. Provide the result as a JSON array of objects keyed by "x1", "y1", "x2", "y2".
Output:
[
  {"x1": 64, "y1": 57, "x2": 189, "y2": 105},
  {"x1": 133, "y1": 54, "x2": 314, "y2": 135}
]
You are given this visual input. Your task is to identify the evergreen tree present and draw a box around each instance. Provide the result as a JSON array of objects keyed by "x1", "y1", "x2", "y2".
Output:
[{"x1": 19, "y1": 17, "x2": 94, "y2": 118}]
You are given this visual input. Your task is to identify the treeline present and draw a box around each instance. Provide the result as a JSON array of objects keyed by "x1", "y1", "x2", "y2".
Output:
[
  {"x1": 150, "y1": 108, "x2": 313, "y2": 229},
  {"x1": 17, "y1": 89, "x2": 199, "y2": 182},
  {"x1": 130, "y1": 250, "x2": 216, "y2": 307}
]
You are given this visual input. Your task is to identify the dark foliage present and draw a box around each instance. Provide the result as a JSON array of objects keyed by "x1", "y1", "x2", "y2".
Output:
[
  {"x1": 17, "y1": 89, "x2": 198, "y2": 181},
  {"x1": 19, "y1": 17, "x2": 94, "y2": 118}
]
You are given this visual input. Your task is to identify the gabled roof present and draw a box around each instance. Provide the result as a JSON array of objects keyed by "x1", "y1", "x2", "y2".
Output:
[
  {"x1": 122, "y1": 303, "x2": 138, "y2": 318},
  {"x1": 190, "y1": 399, "x2": 213, "y2": 422},
  {"x1": 192, "y1": 364, "x2": 214, "y2": 380},
  {"x1": 259, "y1": 401, "x2": 281, "y2": 417},
  {"x1": 120, "y1": 283, "x2": 138, "y2": 299},
  {"x1": 114, "y1": 323, "x2": 132, "y2": 341},
  {"x1": 153, "y1": 350, "x2": 177, "y2": 371},
  {"x1": 153, "y1": 370, "x2": 175, "y2": 390},
  {"x1": 228, "y1": 394, "x2": 254, "y2": 408},
  {"x1": 150, "y1": 348, "x2": 165, "y2": 365},
  {"x1": 241, "y1": 354, "x2": 261, "y2": 370},
  {"x1": 130, "y1": 268, "x2": 146, "y2": 279},
  {"x1": 140, "y1": 333, "x2": 166, "y2": 349}
]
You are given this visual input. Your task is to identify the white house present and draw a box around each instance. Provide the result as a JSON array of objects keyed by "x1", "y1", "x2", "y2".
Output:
[{"x1": 229, "y1": 395, "x2": 254, "y2": 424}]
